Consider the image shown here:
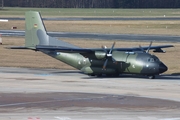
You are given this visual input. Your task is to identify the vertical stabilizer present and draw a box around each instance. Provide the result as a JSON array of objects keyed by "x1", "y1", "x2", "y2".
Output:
[
  {"x1": 25, "y1": 11, "x2": 80, "y2": 49},
  {"x1": 25, "y1": 11, "x2": 49, "y2": 48}
]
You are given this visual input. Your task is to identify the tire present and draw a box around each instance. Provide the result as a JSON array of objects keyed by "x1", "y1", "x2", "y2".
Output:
[{"x1": 148, "y1": 75, "x2": 155, "y2": 79}]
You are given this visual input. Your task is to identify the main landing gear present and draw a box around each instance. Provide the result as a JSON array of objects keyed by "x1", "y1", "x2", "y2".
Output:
[{"x1": 147, "y1": 75, "x2": 155, "y2": 79}]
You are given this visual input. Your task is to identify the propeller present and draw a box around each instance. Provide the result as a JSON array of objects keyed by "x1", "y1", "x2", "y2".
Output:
[
  {"x1": 102, "y1": 42, "x2": 116, "y2": 70},
  {"x1": 146, "y1": 41, "x2": 153, "y2": 53},
  {"x1": 139, "y1": 45, "x2": 144, "y2": 52},
  {"x1": 139, "y1": 41, "x2": 153, "y2": 53}
]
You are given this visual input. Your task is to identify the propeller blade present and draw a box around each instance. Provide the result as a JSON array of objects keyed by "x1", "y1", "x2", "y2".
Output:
[
  {"x1": 102, "y1": 42, "x2": 116, "y2": 70},
  {"x1": 102, "y1": 45, "x2": 108, "y2": 53},
  {"x1": 139, "y1": 45, "x2": 145, "y2": 52},
  {"x1": 109, "y1": 42, "x2": 116, "y2": 54},
  {"x1": 146, "y1": 41, "x2": 153, "y2": 53},
  {"x1": 112, "y1": 57, "x2": 116, "y2": 62},
  {"x1": 102, "y1": 45, "x2": 107, "y2": 49},
  {"x1": 102, "y1": 59, "x2": 108, "y2": 70}
]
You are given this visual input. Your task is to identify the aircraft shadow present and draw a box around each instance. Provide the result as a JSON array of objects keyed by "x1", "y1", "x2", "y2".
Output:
[
  {"x1": 171, "y1": 73, "x2": 180, "y2": 76},
  {"x1": 82, "y1": 74, "x2": 180, "y2": 80},
  {"x1": 50, "y1": 71, "x2": 83, "y2": 74},
  {"x1": 28, "y1": 68, "x2": 180, "y2": 80}
]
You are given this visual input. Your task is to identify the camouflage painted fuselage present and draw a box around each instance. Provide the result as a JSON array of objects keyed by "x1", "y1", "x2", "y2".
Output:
[{"x1": 44, "y1": 50, "x2": 166, "y2": 76}]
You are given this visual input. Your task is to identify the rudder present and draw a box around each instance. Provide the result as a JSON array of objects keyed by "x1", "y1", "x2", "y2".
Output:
[{"x1": 25, "y1": 11, "x2": 49, "y2": 48}]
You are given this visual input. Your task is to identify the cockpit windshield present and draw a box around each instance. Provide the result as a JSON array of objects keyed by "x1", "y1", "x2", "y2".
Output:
[
  {"x1": 148, "y1": 58, "x2": 155, "y2": 62},
  {"x1": 147, "y1": 56, "x2": 159, "y2": 62}
]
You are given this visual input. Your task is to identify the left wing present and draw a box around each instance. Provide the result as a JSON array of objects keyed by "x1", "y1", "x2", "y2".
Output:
[
  {"x1": 139, "y1": 45, "x2": 174, "y2": 53},
  {"x1": 35, "y1": 44, "x2": 174, "y2": 53}
]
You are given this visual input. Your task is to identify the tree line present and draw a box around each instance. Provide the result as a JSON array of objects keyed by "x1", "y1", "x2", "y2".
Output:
[{"x1": 3, "y1": 0, "x2": 180, "y2": 8}]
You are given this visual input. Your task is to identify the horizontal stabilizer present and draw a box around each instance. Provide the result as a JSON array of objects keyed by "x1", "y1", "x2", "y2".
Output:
[{"x1": 6, "y1": 46, "x2": 34, "y2": 50}]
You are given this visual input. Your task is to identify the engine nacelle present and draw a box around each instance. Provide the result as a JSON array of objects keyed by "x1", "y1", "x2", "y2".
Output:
[
  {"x1": 153, "y1": 48, "x2": 166, "y2": 53},
  {"x1": 95, "y1": 51, "x2": 106, "y2": 59}
]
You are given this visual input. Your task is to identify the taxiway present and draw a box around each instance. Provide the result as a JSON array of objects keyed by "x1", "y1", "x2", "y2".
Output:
[
  {"x1": 0, "y1": 67, "x2": 180, "y2": 120},
  {"x1": 0, "y1": 30, "x2": 180, "y2": 42}
]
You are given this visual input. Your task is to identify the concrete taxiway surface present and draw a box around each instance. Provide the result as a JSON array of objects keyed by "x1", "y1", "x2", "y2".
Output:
[
  {"x1": 1, "y1": 30, "x2": 180, "y2": 42},
  {"x1": 0, "y1": 67, "x2": 180, "y2": 120}
]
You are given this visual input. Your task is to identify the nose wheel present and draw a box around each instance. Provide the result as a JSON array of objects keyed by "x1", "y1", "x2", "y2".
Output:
[{"x1": 148, "y1": 75, "x2": 155, "y2": 79}]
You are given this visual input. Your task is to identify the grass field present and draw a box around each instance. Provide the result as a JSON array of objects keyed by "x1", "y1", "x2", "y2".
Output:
[
  {"x1": 1, "y1": 8, "x2": 180, "y2": 36},
  {"x1": 1, "y1": 7, "x2": 180, "y2": 17},
  {"x1": 1, "y1": 8, "x2": 180, "y2": 35},
  {"x1": 1, "y1": 20, "x2": 180, "y2": 35}
]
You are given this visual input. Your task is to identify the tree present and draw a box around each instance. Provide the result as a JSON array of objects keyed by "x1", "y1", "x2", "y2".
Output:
[
  {"x1": 3, "y1": 0, "x2": 180, "y2": 8},
  {"x1": 2, "y1": 0, "x2": 4, "y2": 8}
]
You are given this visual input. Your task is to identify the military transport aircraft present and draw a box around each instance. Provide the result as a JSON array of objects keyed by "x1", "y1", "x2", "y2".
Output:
[{"x1": 10, "y1": 11, "x2": 174, "y2": 79}]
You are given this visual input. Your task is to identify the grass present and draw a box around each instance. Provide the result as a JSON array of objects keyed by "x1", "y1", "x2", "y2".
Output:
[
  {"x1": 1, "y1": 20, "x2": 180, "y2": 35},
  {"x1": 1, "y1": 8, "x2": 180, "y2": 36},
  {"x1": 0, "y1": 37, "x2": 179, "y2": 74},
  {"x1": 1, "y1": 7, "x2": 180, "y2": 17}
]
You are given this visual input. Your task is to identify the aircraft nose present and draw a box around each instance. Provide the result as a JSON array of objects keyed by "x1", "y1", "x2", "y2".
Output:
[{"x1": 159, "y1": 62, "x2": 168, "y2": 73}]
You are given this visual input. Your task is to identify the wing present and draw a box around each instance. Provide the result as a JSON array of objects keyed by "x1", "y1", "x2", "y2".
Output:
[
  {"x1": 137, "y1": 45, "x2": 174, "y2": 53},
  {"x1": 8, "y1": 44, "x2": 174, "y2": 55},
  {"x1": 35, "y1": 44, "x2": 174, "y2": 53}
]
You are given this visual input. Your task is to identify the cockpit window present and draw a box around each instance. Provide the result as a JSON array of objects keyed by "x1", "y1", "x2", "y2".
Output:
[
  {"x1": 148, "y1": 58, "x2": 155, "y2": 62},
  {"x1": 153, "y1": 55, "x2": 159, "y2": 62},
  {"x1": 147, "y1": 57, "x2": 159, "y2": 62}
]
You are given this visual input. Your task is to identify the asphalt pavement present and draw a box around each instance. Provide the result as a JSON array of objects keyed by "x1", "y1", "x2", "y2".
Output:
[
  {"x1": 0, "y1": 30, "x2": 180, "y2": 42},
  {"x1": 0, "y1": 67, "x2": 180, "y2": 120}
]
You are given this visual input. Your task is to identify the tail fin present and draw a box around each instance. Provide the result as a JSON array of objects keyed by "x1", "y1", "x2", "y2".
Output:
[
  {"x1": 25, "y1": 11, "x2": 49, "y2": 48},
  {"x1": 25, "y1": 11, "x2": 79, "y2": 49}
]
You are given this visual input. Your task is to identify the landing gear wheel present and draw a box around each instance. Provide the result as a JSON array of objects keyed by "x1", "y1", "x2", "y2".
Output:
[
  {"x1": 112, "y1": 74, "x2": 119, "y2": 77},
  {"x1": 148, "y1": 75, "x2": 155, "y2": 79},
  {"x1": 96, "y1": 74, "x2": 102, "y2": 77},
  {"x1": 106, "y1": 74, "x2": 112, "y2": 77},
  {"x1": 88, "y1": 74, "x2": 95, "y2": 76}
]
